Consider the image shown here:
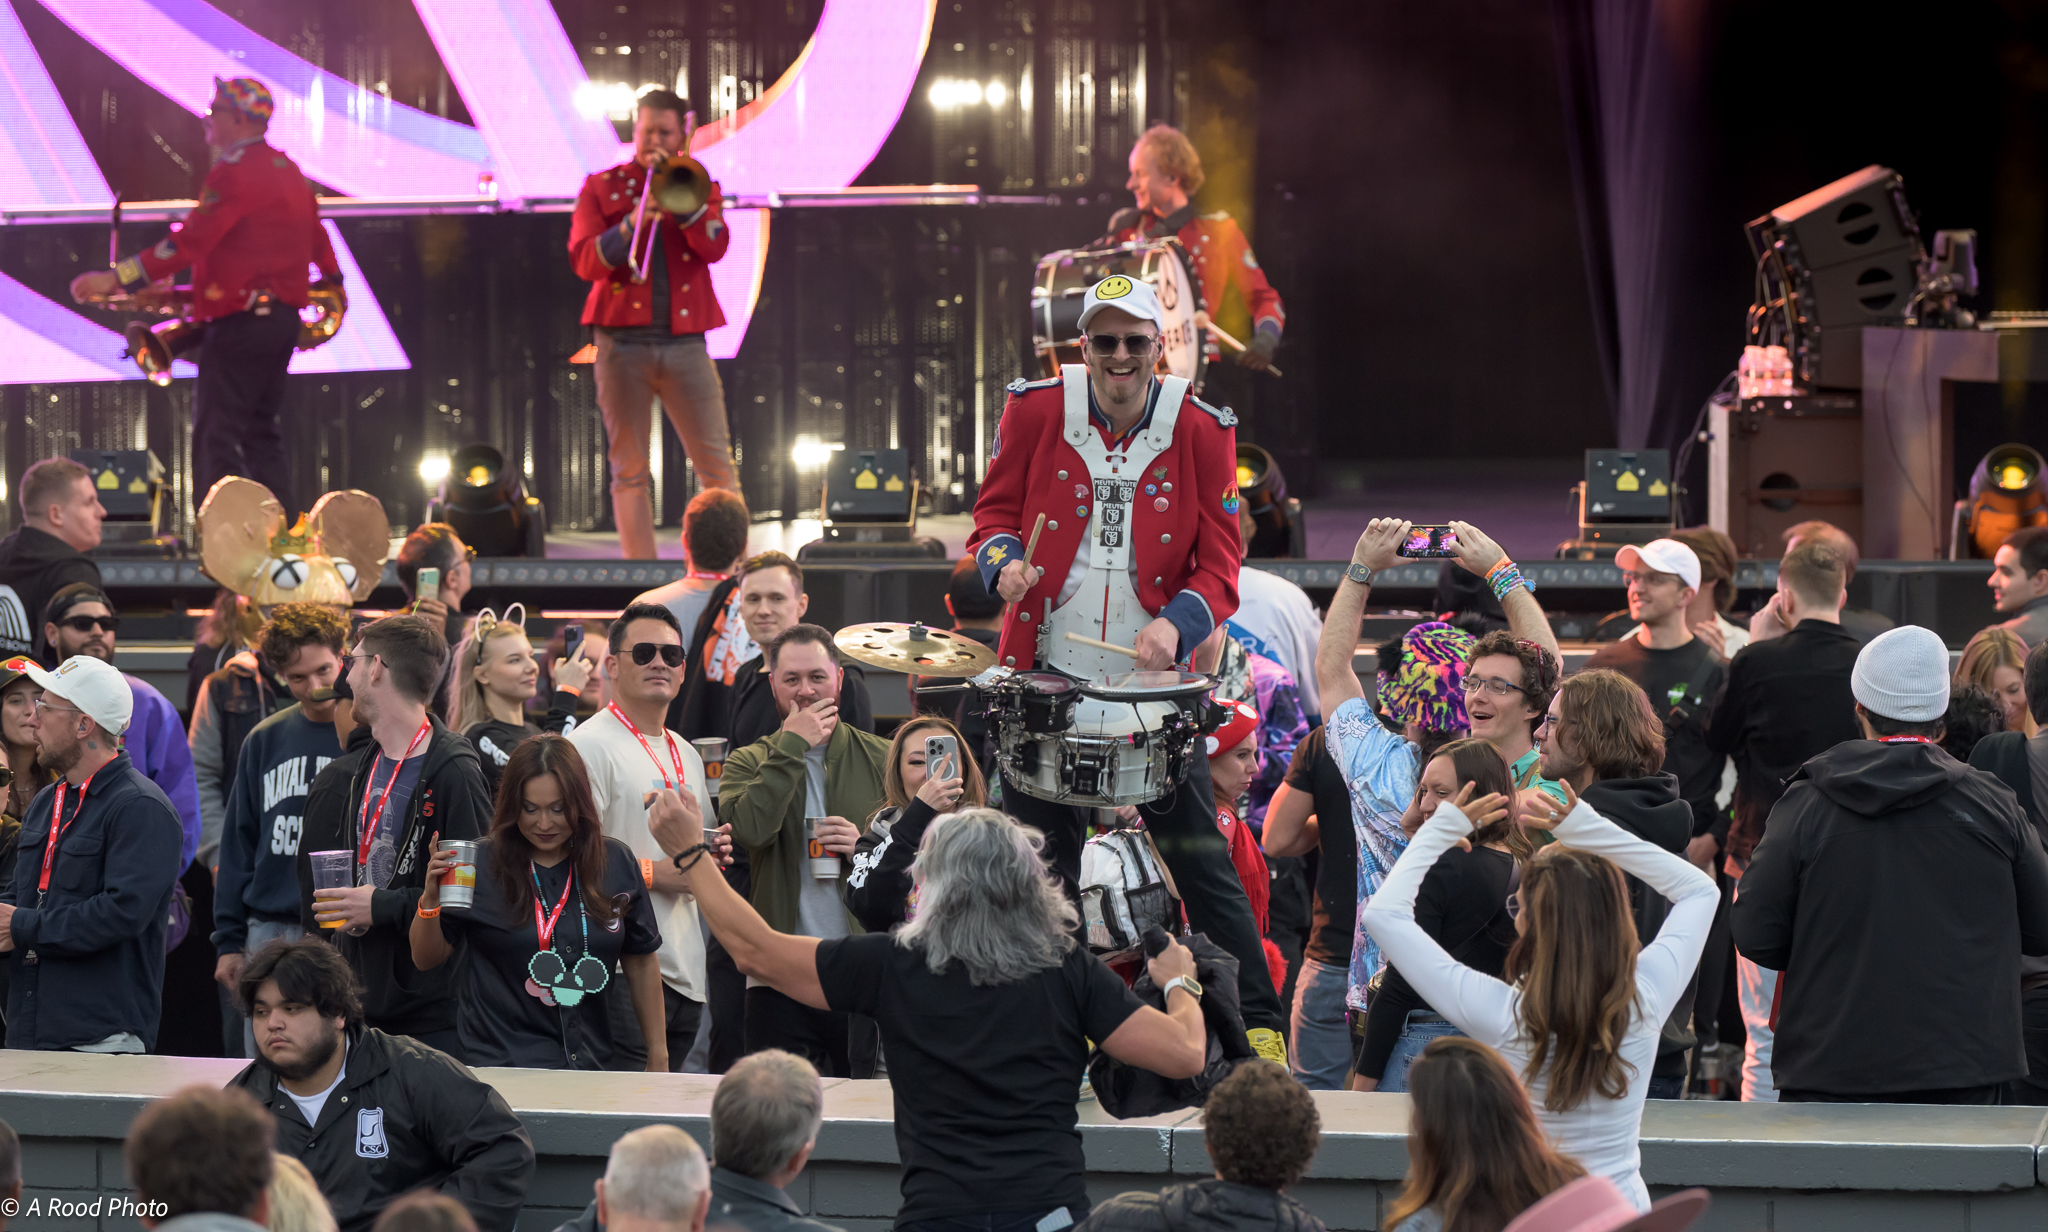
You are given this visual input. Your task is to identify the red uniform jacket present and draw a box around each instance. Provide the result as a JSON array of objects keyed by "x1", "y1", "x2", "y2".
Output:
[
  {"x1": 116, "y1": 139, "x2": 337, "y2": 323},
  {"x1": 568, "y1": 161, "x2": 729, "y2": 334},
  {"x1": 1108, "y1": 203, "x2": 1285, "y2": 341},
  {"x1": 969, "y1": 375, "x2": 1241, "y2": 671}
]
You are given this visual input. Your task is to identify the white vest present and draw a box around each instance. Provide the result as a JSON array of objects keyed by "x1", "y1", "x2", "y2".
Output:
[{"x1": 1040, "y1": 366, "x2": 1188, "y2": 680}]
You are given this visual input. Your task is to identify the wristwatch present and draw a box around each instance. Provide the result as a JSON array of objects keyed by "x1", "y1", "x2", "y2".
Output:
[
  {"x1": 1163, "y1": 975, "x2": 1204, "y2": 1001},
  {"x1": 1345, "y1": 562, "x2": 1375, "y2": 587}
]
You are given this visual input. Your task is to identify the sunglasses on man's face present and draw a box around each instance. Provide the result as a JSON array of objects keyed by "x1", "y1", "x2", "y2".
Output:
[
  {"x1": 1088, "y1": 333, "x2": 1159, "y2": 358},
  {"x1": 629, "y1": 643, "x2": 686, "y2": 668},
  {"x1": 57, "y1": 614, "x2": 119, "y2": 634}
]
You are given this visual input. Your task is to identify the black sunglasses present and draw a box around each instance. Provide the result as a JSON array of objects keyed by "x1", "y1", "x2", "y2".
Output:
[
  {"x1": 58, "y1": 614, "x2": 119, "y2": 633},
  {"x1": 630, "y1": 643, "x2": 686, "y2": 667},
  {"x1": 1088, "y1": 333, "x2": 1159, "y2": 357}
]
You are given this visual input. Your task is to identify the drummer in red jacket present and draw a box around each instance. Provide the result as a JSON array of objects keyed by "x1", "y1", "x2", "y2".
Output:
[
  {"x1": 1102, "y1": 124, "x2": 1285, "y2": 372},
  {"x1": 967, "y1": 274, "x2": 1286, "y2": 1055},
  {"x1": 567, "y1": 88, "x2": 740, "y2": 559}
]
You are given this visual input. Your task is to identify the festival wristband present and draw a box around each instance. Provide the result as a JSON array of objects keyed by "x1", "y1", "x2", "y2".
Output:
[
  {"x1": 641, "y1": 859, "x2": 656, "y2": 888},
  {"x1": 1487, "y1": 561, "x2": 1528, "y2": 601},
  {"x1": 416, "y1": 904, "x2": 441, "y2": 919}
]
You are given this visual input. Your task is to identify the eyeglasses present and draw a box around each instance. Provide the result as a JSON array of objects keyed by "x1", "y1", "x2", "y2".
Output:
[
  {"x1": 1536, "y1": 714, "x2": 1560, "y2": 732},
  {"x1": 1088, "y1": 333, "x2": 1159, "y2": 358},
  {"x1": 56, "y1": 614, "x2": 119, "y2": 634},
  {"x1": 629, "y1": 643, "x2": 686, "y2": 667},
  {"x1": 1459, "y1": 675, "x2": 1525, "y2": 698},
  {"x1": 32, "y1": 699, "x2": 82, "y2": 717},
  {"x1": 1621, "y1": 570, "x2": 1676, "y2": 589}
]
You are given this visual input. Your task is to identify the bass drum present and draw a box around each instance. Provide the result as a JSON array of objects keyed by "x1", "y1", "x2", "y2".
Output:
[{"x1": 1032, "y1": 240, "x2": 1206, "y2": 390}]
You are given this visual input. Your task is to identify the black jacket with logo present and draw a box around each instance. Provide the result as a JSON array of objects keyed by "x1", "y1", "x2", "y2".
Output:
[
  {"x1": 294, "y1": 719, "x2": 491, "y2": 1035},
  {"x1": 0, "y1": 525, "x2": 100, "y2": 660},
  {"x1": 230, "y1": 1026, "x2": 533, "y2": 1232},
  {"x1": 1733, "y1": 739, "x2": 2048, "y2": 1095}
]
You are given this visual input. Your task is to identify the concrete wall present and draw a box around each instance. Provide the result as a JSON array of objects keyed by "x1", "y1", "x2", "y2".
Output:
[{"x1": 4, "y1": 1053, "x2": 2048, "y2": 1232}]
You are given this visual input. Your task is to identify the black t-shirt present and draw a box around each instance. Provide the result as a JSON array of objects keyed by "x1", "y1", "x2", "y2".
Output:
[
  {"x1": 816, "y1": 933, "x2": 1146, "y2": 1223},
  {"x1": 1288, "y1": 727, "x2": 1360, "y2": 966},
  {"x1": 1356, "y1": 844, "x2": 1515, "y2": 1080},
  {"x1": 438, "y1": 836, "x2": 661, "y2": 1069},
  {"x1": 1582, "y1": 634, "x2": 1725, "y2": 826}
]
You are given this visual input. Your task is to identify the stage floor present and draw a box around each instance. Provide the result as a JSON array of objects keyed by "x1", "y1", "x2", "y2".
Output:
[{"x1": 542, "y1": 458, "x2": 1585, "y2": 564}]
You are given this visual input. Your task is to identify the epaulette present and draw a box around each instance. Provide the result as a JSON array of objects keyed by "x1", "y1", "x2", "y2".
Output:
[
  {"x1": 1202, "y1": 210, "x2": 1232, "y2": 221},
  {"x1": 1005, "y1": 376, "x2": 1061, "y2": 395},
  {"x1": 1189, "y1": 397, "x2": 1237, "y2": 428}
]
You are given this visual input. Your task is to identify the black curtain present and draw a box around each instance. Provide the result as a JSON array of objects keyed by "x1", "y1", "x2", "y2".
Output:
[{"x1": 1551, "y1": 0, "x2": 1732, "y2": 500}]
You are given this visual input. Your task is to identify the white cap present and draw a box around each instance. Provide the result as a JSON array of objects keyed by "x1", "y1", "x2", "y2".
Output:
[
  {"x1": 1852, "y1": 625, "x2": 1951, "y2": 723},
  {"x1": 1616, "y1": 539, "x2": 1702, "y2": 592},
  {"x1": 23, "y1": 655, "x2": 132, "y2": 736},
  {"x1": 1076, "y1": 274, "x2": 1166, "y2": 333}
]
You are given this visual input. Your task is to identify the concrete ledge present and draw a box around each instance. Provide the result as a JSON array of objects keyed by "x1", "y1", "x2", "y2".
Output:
[{"x1": 9, "y1": 1054, "x2": 2048, "y2": 1232}]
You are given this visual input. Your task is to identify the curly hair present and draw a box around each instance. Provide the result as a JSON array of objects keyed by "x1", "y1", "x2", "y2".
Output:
[
  {"x1": 1134, "y1": 124, "x2": 1205, "y2": 195},
  {"x1": 1555, "y1": 670, "x2": 1663, "y2": 781},
  {"x1": 1466, "y1": 630, "x2": 1557, "y2": 735},
  {"x1": 258, "y1": 603, "x2": 352, "y2": 674},
  {"x1": 1202, "y1": 1060, "x2": 1320, "y2": 1190}
]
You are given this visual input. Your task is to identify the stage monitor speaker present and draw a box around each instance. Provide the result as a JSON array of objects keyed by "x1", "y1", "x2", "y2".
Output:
[
  {"x1": 69, "y1": 449, "x2": 162, "y2": 524},
  {"x1": 1723, "y1": 394, "x2": 1863, "y2": 557},
  {"x1": 1767, "y1": 165, "x2": 1918, "y2": 272}
]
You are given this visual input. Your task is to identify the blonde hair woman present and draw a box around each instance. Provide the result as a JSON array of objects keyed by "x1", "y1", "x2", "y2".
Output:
[
  {"x1": 450, "y1": 605, "x2": 597, "y2": 800},
  {"x1": 1957, "y1": 626, "x2": 2035, "y2": 736},
  {"x1": 267, "y1": 1154, "x2": 337, "y2": 1232}
]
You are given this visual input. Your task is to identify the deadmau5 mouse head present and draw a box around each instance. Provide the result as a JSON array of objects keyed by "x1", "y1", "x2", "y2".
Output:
[{"x1": 198, "y1": 477, "x2": 390, "y2": 608}]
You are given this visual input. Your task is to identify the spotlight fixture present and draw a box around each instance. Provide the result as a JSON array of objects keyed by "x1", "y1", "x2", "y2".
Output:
[
  {"x1": 1952, "y1": 443, "x2": 2048, "y2": 560},
  {"x1": 426, "y1": 443, "x2": 549, "y2": 558},
  {"x1": 1235, "y1": 443, "x2": 1305, "y2": 558}
]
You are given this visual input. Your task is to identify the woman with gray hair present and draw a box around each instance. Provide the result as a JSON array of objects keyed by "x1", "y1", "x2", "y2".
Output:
[{"x1": 648, "y1": 797, "x2": 1209, "y2": 1232}]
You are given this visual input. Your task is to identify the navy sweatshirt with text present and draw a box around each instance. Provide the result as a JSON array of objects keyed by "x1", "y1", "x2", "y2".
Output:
[{"x1": 213, "y1": 704, "x2": 343, "y2": 955}]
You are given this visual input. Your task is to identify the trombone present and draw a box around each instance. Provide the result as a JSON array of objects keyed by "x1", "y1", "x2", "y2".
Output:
[{"x1": 627, "y1": 111, "x2": 714, "y2": 284}]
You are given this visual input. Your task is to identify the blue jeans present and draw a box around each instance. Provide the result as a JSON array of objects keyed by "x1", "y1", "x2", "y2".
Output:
[
  {"x1": 1289, "y1": 957, "x2": 1353, "y2": 1090},
  {"x1": 1380, "y1": 1012, "x2": 1464, "y2": 1093}
]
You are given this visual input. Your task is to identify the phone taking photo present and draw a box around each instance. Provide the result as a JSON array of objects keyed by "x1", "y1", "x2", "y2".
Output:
[
  {"x1": 416, "y1": 566, "x2": 441, "y2": 604},
  {"x1": 1397, "y1": 525, "x2": 1460, "y2": 558},
  {"x1": 924, "y1": 734, "x2": 960, "y2": 782},
  {"x1": 563, "y1": 623, "x2": 585, "y2": 662}
]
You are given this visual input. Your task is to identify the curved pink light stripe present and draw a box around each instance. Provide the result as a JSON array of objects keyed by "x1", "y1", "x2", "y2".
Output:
[
  {"x1": 0, "y1": 275, "x2": 152, "y2": 383},
  {"x1": 703, "y1": 210, "x2": 768, "y2": 361},
  {"x1": 407, "y1": 0, "x2": 621, "y2": 201},
  {"x1": 35, "y1": 0, "x2": 489, "y2": 197},
  {"x1": 0, "y1": 0, "x2": 106, "y2": 203},
  {"x1": 288, "y1": 221, "x2": 409, "y2": 375}
]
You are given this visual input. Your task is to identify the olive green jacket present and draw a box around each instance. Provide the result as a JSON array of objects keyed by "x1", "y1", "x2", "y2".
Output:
[{"x1": 720, "y1": 722, "x2": 891, "y2": 936}]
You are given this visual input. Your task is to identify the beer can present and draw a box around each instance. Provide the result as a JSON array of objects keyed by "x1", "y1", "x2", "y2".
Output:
[
  {"x1": 804, "y1": 817, "x2": 838, "y2": 879},
  {"x1": 438, "y1": 839, "x2": 479, "y2": 909},
  {"x1": 692, "y1": 737, "x2": 728, "y2": 799}
]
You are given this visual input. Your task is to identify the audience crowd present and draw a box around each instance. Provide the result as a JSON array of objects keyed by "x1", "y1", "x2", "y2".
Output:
[{"x1": 12, "y1": 444, "x2": 2048, "y2": 1232}]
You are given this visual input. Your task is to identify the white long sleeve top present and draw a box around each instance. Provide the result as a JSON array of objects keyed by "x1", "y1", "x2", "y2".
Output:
[{"x1": 1361, "y1": 796, "x2": 1717, "y2": 1210}]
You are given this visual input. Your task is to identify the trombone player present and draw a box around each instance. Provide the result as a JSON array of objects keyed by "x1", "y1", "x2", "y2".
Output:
[
  {"x1": 70, "y1": 77, "x2": 340, "y2": 518},
  {"x1": 568, "y1": 87, "x2": 741, "y2": 559}
]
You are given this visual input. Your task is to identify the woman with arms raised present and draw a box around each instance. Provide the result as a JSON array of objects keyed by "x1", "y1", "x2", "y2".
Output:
[
  {"x1": 648, "y1": 790, "x2": 1206, "y2": 1232},
  {"x1": 1362, "y1": 780, "x2": 1715, "y2": 1210}
]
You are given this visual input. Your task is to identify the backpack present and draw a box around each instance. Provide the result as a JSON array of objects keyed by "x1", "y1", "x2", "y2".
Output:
[{"x1": 1079, "y1": 826, "x2": 1179, "y2": 955}]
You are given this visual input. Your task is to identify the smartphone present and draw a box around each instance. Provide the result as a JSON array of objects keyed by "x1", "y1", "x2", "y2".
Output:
[
  {"x1": 416, "y1": 566, "x2": 441, "y2": 604},
  {"x1": 1397, "y1": 525, "x2": 1459, "y2": 558},
  {"x1": 563, "y1": 623, "x2": 585, "y2": 663},
  {"x1": 924, "y1": 734, "x2": 960, "y2": 782}
]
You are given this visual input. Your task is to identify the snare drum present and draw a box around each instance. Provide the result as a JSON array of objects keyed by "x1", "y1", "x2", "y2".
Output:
[
  {"x1": 1032, "y1": 240, "x2": 1206, "y2": 389},
  {"x1": 990, "y1": 668, "x2": 1214, "y2": 808}
]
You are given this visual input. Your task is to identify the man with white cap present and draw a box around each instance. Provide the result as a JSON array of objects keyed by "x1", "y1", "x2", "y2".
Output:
[
  {"x1": 1733, "y1": 625, "x2": 2048, "y2": 1104},
  {"x1": 1584, "y1": 539, "x2": 1726, "y2": 843},
  {"x1": 967, "y1": 274, "x2": 1287, "y2": 1054},
  {"x1": 0, "y1": 655, "x2": 184, "y2": 1051}
]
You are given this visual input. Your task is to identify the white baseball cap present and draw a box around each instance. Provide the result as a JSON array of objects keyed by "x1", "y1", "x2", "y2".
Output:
[
  {"x1": 1616, "y1": 539, "x2": 1702, "y2": 592},
  {"x1": 23, "y1": 655, "x2": 132, "y2": 736},
  {"x1": 1076, "y1": 274, "x2": 1166, "y2": 333}
]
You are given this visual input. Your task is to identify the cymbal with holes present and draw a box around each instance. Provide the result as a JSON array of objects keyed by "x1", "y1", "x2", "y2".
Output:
[{"x1": 834, "y1": 621, "x2": 998, "y2": 676}]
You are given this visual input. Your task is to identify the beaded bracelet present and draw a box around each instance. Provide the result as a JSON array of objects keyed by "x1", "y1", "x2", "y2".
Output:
[
  {"x1": 670, "y1": 842, "x2": 711, "y2": 873},
  {"x1": 1487, "y1": 560, "x2": 1528, "y2": 601}
]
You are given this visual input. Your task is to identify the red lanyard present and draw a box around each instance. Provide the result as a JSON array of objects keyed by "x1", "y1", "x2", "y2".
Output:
[
  {"x1": 532, "y1": 864, "x2": 575, "y2": 950},
  {"x1": 608, "y1": 702, "x2": 686, "y2": 791},
  {"x1": 685, "y1": 571, "x2": 729, "y2": 581},
  {"x1": 38, "y1": 768, "x2": 102, "y2": 893},
  {"x1": 357, "y1": 720, "x2": 431, "y2": 865},
  {"x1": 1878, "y1": 736, "x2": 1936, "y2": 745}
]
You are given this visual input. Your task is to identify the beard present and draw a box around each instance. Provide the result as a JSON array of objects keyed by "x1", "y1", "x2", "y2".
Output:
[{"x1": 260, "y1": 1018, "x2": 342, "y2": 1082}]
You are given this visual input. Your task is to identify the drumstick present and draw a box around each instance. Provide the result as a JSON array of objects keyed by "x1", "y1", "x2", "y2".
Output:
[
  {"x1": 1001, "y1": 513, "x2": 1049, "y2": 624},
  {"x1": 1203, "y1": 320, "x2": 1284, "y2": 377},
  {"x1": 1065, "y1": 632, "x2": 1140, "y2": 658}
]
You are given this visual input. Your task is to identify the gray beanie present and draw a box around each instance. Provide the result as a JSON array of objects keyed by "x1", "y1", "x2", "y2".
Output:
[{"x1": 1851, "y1": 625, "x2": 1951, "y2": 722}]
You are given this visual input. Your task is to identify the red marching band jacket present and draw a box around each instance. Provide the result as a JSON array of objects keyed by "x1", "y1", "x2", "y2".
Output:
[
  {"x1": 115, "y1": 139, "x2": 338, "y2": 323},
  {"x1": 969, "y1": 374, "x2": 1243, "y2": 672},
  {"x1": 1108, "y1": 204, "x2": 1285, "y2": 345},
  {"x1": 567, "y1": 161, "x2": 730, "y2": 333}
]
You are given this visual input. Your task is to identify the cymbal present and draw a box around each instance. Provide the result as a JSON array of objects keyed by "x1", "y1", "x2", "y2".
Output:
[{"x1": 835, "y1": 622, "x2": 997, "y2": 677}]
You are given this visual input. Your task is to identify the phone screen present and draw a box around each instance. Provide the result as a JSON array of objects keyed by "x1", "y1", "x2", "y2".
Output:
[
  {"x1": 924, "y1": 735, "x2": 960, "y2": 781},
  {"x1": 1398, "y1": 526, "x2": 1459, "y2": 558},
  {"x1": 416, "y1": 567, "x2": 441, "y2": 604}
]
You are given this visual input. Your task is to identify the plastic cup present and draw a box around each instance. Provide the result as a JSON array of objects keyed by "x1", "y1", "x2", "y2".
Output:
[
  {"x1": 437, "y1": 839, "x2": 479, "y2": 909},
  {"x1": 693, "y1": 737, "x2": 728, "y2": 799},
  {"x1": 308, "y1": 850, "x2": 353, "y2": 930},
  {"x1": 805, "y1": 817, "x2": 839, "y2": 879}
]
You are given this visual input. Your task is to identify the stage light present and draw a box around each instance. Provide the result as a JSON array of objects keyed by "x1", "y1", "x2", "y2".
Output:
[
  {"x1": 429, "y1": 443, "x2": 547, "y2": 557},
  {"x1": 1235, "y1": 443, "x2": 1305, "y2": 558},
  {"x1": 986, "y1": 80, "x2": 1007, "y2": 107},
  {"x1": 419, "y1": 454, "x2": 451, "y2": 484},
  {"x1": 791, "y1": 435, "x2": 842, "y2": 469},
  {"x1": 1953, "y1": 443, "x2": 2048, "y2": 559}
]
